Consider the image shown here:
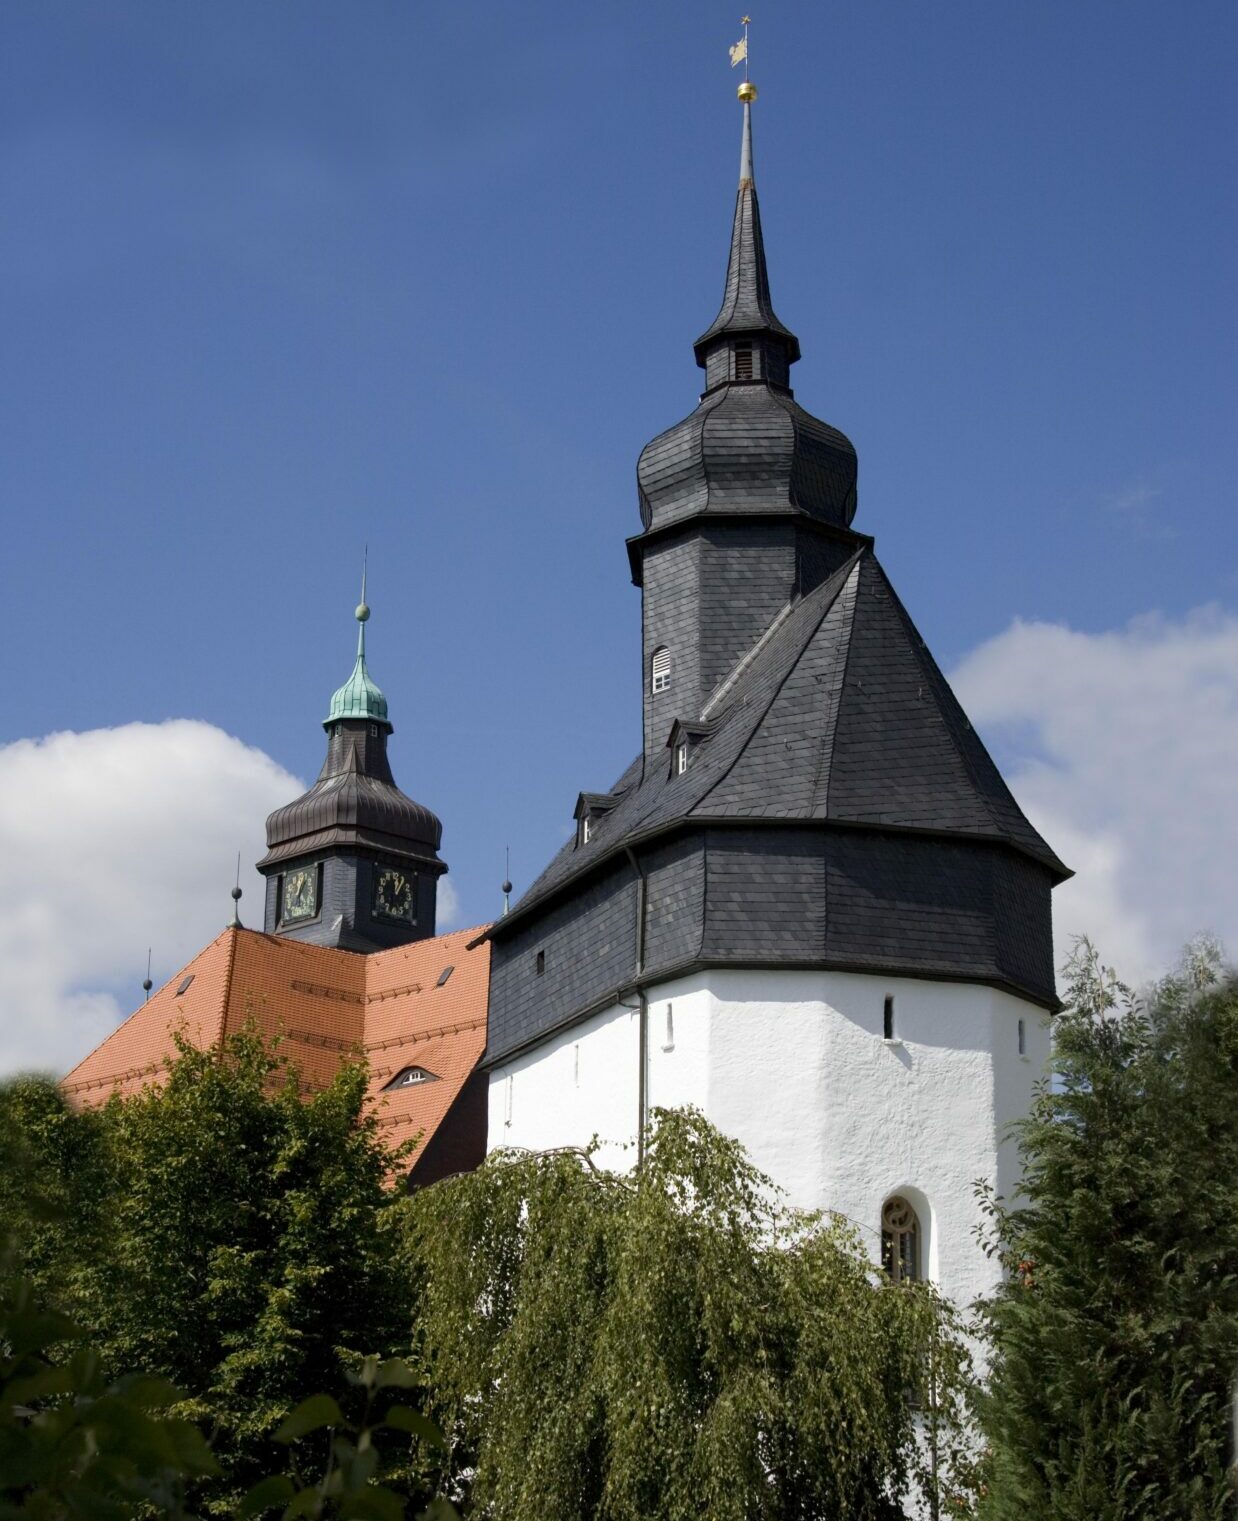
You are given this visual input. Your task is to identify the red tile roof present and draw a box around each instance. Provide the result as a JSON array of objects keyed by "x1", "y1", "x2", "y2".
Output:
[{"x1": 62, "y1": 926, "x2": 491, "y2": 1180}]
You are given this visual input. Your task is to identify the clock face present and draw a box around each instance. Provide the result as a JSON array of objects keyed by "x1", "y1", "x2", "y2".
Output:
[
  {"x1": 373, "y1": 867, "x2": 416, "y2": 924},
  {"x1": 282, "y1": 867, "x2": 318, "y2": 923}
]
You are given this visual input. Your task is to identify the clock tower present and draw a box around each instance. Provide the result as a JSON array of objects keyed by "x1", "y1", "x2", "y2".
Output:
[{"x1": 257, "y1": 584, "x2": 447, "y2": 951}]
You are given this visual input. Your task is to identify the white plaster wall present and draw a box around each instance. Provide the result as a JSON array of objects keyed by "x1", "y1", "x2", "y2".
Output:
[
  {"x1": 487, "y1": 969, "x2": 1050, "y2": 1314},
  {"x1": 486, "y1": 999, "x2": 642, "y2": 1173}
]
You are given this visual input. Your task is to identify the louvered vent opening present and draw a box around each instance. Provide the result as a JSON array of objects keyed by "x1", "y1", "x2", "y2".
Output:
[
  {"x1": 734, "y1": 343, "x2": 754, "y2": 380},
  {"x1": 651, "y1": 647, "x2": 671, "y2": 694}
]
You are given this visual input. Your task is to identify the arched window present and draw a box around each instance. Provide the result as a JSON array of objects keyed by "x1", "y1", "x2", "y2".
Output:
[
  {"x1": 881, "y1": 1196, "x2": 920, "y2": 1284},
  {"x1": 651, "y1": 646, "x2": 671, "y2": 694}
]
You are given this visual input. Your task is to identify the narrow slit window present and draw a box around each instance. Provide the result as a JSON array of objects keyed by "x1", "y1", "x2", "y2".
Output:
[
  {"x1": 883, "y1": 995, "x2": 895, "y2": 1041},
  {"x1": 1018, "y1": 1017, "x2": 1026, "y2": 1056},
  {"x1": 536, "y1": 950, "x2": 545, "y2": 976},
  {"x1": 662, "y1": 1002, "x2": 675, "y2": 1052},
  {"x1": 881, "y1": 1196, "x2": 920, "y2": 1284},
  {"x1": 734, "y1": 342, "x2": 754, "y2": 379},
  {"x1": 651, "y1": 646, "x2": 671, "y2": 694}
]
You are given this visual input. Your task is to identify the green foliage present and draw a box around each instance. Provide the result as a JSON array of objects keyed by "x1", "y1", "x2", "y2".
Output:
[
  {"x1": 0, "y1": 1093, "x2": 216, "y2": 1517},
  {"x1": 239, "y1": 1355, "x2": 455, "y2": 1521},
  {"x1": 0, "y1": 1027, "x2": 429, "y2": 1514},
  {"x1": 401, "y1": 1107, "x2": 973, "y2": 1521},
  {"x1": 0, "y1": 1260, "x2": 219, "y2": 1519},
  {"x1": 977, "y1": 938, "x2": 1238, "y2": 1519}
]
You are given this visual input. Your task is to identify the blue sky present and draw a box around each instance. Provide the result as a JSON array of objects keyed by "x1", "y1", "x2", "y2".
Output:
[{"x1": 0, "y1": 3, "x2": 1234, "y2": 1067}]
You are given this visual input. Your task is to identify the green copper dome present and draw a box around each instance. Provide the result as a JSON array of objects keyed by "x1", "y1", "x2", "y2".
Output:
[{"x1": 324, "y1": 590, "x2": 391, "y2": 730}]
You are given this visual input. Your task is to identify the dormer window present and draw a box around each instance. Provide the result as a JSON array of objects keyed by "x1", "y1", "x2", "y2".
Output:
[
  {"x1": 651, "y1": 646, "x2": 671, "y2": 694},
  {"x1": 383, "y1": 1065, "x2": 438, "y2": 1091},
  {"x1": 734, "y1": 342, "x2": 754, "y2": 380},
  {"x1": 667, "y1": 718, "x2": 708, "y2": 776},
  {"x1": 574, "y1": 790, "x2": 619, "y2": 848}
]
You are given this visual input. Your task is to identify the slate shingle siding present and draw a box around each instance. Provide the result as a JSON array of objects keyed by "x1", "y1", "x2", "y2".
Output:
[
  {"x1": 824, "y1": 832, "x2": 995, "y2": 976},
  {"x1": 643, "y1": 835, "x2": 706, "y2": 969},
  {"x1": 698, "y1": 522, "x2": 796, "y2": 699},
  {"x1": 796, "y1": 530, "x2": 857, "y2": 597},
  {"x1": 643, "y1": 533, "x2": 703, "y2": 765},
  {"x1": 487, "y1": 860, "x2": 639, "y2": 1062},
  {"x1": 702, "y1": 830, "x2": 827, "y2": 958},
  {"x1": 992, "y1": 851, "x2": 1057, "y2": 998}
]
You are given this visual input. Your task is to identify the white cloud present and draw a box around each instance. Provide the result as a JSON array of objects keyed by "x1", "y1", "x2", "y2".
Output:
[
  {"x1": 951, "y1": 606, "x2": 1238, "y2": 985},
  {"x1": 0, "y1": 721, "x2": 301, "y2": 1079},
  {"x1": 436, "y1": 877, "x2": 462, "y2": 932}
]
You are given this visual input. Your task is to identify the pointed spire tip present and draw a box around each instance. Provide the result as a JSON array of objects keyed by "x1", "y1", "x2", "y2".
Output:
[{"x1": 739, "y1": 96, "x2": 755, "y2": 186}]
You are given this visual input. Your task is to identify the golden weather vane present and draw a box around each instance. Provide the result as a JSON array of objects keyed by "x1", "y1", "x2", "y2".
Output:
[{"x1": 730, "y1": 15, "x2": 757, "y2": 102}]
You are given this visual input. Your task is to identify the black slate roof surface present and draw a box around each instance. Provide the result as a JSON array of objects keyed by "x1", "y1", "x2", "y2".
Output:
[
  {"x1": 693, "y1": 160, "x2": 800, "y2": 363},
  {"x1": 495, "y1": 547, "x2": 1066, "y2": 935},
  {"x1": 260, "y1": 721, "x2": 443, "y2": 871},
  {"x1": 636, "y1": 382, "x2": 858, "y2": 534}
]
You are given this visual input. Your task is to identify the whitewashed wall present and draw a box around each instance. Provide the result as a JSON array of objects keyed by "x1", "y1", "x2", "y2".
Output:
[{"x1": 487, "y1": 969, "x2": 1050, "y2": 1313}]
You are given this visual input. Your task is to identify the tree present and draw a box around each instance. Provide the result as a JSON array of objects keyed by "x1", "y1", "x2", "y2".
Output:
[
  {"x1": 976, "y1": 939, "x2": 1238, "y2": 1519},
  {"x1": 0, "y1": 1028, "x2": 430, "y2": 1515},
  {"x1": 400, "y1": 1107, "x2": 974, "y2": 1521}
]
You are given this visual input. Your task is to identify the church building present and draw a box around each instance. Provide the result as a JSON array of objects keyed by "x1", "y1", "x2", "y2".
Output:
[
  {"x1": 65, "y1": 85, "x2": 1066, "y2": 1311},
  {"x1": 476, "y1": 89, "x2": 1068, "y2": 1313}
]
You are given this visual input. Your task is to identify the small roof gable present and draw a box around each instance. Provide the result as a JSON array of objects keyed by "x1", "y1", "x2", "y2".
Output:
[{"x1": 62, "y1": 926, "x2": 491, "y2": 1182}]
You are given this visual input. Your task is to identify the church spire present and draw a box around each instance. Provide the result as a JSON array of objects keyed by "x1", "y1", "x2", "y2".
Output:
[
  {"x1": 693, "y1": 85, "x2": 801, "y2": 372},
  {"x1": 325, "y1": 555, "x2": 390, "y2": 731}
]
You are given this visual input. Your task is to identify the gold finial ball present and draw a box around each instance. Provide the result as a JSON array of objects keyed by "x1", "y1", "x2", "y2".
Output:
[
  {"x1": 356, "y1": 602, "x2": 370, "y2": 623},
  {"x1": 737, "y1": 80, "x2": 758, "y2": 103}
]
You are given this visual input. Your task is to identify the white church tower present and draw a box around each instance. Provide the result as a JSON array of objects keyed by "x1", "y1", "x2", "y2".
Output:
[{"x1": 477, "y1": 87, "x2": 1067, "y2": 1315}]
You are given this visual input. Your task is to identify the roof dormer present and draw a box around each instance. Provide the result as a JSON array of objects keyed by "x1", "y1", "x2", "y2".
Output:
[
  {"x1": 573, "y1": 791, "x2": 620, "y2": 848},
  {"x1": 666, "y1": 718, "x2": 711, "y2": 778}
]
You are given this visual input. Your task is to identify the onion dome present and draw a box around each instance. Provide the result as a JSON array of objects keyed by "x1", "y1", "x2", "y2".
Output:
[{"x1": 325, "y1": 596, "x2": 390, "y2": 729}]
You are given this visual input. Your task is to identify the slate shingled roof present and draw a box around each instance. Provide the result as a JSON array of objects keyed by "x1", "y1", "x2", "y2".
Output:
[
  {"x1": 494, "y1": 548, "x2": 1067, "y2": 936},
  {"x1": 636, "y1": 382, "x2": 858, "y2": 535},
  {"x1": 62, "y1": 925, "x2": 490, "y2": 1184},
  {"x1": 261, "y1": 720, "x2": 443, "y2": 872},
  {"x1": 694, "y1": 101, "x2": 800, "y2": 364}
]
